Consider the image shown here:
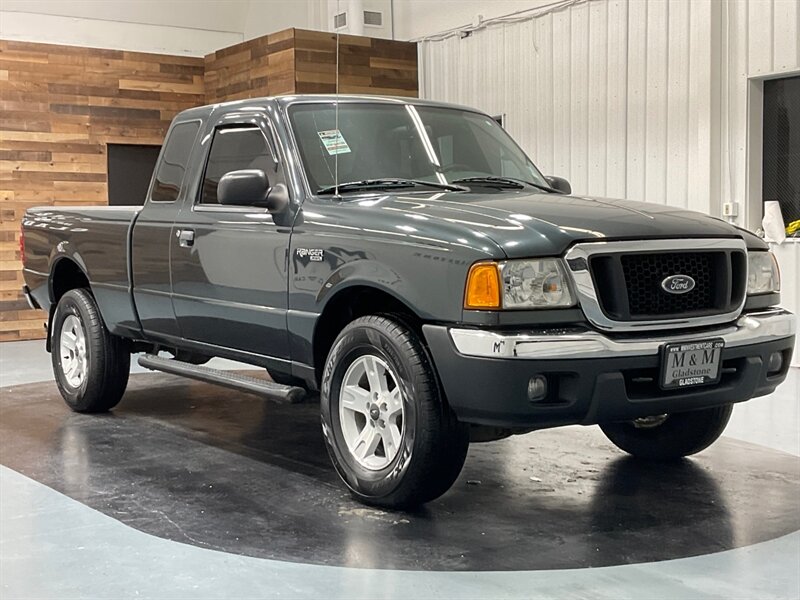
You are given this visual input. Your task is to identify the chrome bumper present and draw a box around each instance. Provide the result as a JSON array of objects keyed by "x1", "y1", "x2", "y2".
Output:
[{"x1": 449, "y1": 308, "x2": 796, "y2": 360}]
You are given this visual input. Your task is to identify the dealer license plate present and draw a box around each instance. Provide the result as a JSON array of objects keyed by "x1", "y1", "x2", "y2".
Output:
[{"x1": 660, "y1": 339, "x2": 724, "y2": 390}]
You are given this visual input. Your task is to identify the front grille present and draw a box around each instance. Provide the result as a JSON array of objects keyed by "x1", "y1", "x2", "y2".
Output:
[
  {"x1": 622, "y1": 253, "x2": 713, "y2": 315},
  {"x1": 589, "y1": 249, "x2": 747, "y2": 321}
]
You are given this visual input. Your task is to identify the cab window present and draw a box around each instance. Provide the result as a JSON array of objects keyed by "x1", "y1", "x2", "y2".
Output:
[
  {"x1": 150, "y1": 121, "x2": 200, "y2": 202},
  {"x1": 200, "y1": 127, "x2": 273, "y2": 205}
]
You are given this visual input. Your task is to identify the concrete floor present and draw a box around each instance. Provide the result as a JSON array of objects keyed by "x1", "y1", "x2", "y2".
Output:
[{"x1": 1, "y1": 339, "x2": 799, "y2": 599}]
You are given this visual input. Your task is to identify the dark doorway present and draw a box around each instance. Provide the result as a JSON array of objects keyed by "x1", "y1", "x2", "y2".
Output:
[
  {"x1": 762, "y1": 75, "x2": 800, "y2": 236},
  {"x1": 107, "y1": 144, "x2": 161, "y2": 206}
]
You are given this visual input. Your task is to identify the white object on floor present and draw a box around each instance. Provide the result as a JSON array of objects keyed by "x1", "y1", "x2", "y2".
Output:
[{"x1": 762, "y1": 201, "x2": 786, "y2": 244}]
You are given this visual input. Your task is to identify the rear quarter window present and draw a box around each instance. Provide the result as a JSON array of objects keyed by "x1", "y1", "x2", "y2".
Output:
[{"x1": 150, "y1": 120, "x2": 201, "y2": 202}]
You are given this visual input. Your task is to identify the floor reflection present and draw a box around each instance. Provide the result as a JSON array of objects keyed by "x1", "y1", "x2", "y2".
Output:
[{"x1": 1, "y1": 373, "x2": 797, "y2": 571}]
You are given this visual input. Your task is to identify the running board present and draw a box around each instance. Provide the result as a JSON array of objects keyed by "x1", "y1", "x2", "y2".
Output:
[{"x1": 137, "y1": 354, "x2": 306, "y2": 404}]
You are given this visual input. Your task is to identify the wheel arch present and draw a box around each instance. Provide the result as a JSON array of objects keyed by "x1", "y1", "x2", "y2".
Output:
[
  {"x1": 50, "y1": 256, "x2": 91, "y2": 305},
  {"x1": 46, "y1": 257, "x2": 92, "y2": 352},
  {"x1": 311, "y1": 284, "x2": 423, "y2": 386}
]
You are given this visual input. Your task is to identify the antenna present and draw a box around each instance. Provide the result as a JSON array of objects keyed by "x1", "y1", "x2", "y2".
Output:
[{"x1": 334, "y1": 0, "x2": 341, "y2": 197}]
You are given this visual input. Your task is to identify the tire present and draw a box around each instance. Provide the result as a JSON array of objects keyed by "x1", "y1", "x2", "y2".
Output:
[
  {"x1": 51, "y1": 288, "x2": 130, "y2": 413},
  {"x1": 320, "y1": 315, "x2": 469, "y2": 508},
  {"x1": 600, "y1": 404, "x2": 734, "y2": 460}
]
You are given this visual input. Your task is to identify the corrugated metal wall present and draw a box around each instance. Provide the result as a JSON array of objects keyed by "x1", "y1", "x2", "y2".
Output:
[
  {"x1": 722, "y1": 0, "x2": 799, "y2": 351},
  {"x1": 420, "y1": 0, "x2": 718, "y2": 211},
  {"x1": 725, "y1": 0, "x2": 800, "y2": 227},
  {"x1": 419, "y1": 0, "x2": 799, "y2": 363}
]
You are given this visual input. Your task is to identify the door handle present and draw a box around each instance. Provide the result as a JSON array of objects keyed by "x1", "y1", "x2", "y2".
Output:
[{"x1": 177, "y1": 229, "x2": 195, "y2": 248}]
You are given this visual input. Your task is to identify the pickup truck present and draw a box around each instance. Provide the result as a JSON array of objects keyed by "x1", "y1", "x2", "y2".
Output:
[{"x1": 22, "y1": 95, "x2": 796, "y2": 508}]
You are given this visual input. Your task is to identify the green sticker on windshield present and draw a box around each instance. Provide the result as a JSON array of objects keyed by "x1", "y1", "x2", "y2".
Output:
[{"x1": 317, "y1": 129, "x2": 351, "y2": 155}]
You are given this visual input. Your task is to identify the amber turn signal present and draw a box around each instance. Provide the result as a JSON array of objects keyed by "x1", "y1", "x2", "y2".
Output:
[{"x1": 464, "y1": 262, "x2": 501, "y2": 309}]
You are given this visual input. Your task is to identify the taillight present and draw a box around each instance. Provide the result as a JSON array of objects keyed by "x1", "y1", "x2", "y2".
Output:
[{"x1": 19, "y1": 225, "x2": 25, "y2": 266}]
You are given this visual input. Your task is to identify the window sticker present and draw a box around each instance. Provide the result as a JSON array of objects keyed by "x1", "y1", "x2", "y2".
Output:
[{"x1": 317, "y1": 129, "x2": 351, "y2": 155}]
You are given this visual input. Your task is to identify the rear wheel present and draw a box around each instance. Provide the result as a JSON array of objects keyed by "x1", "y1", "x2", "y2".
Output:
[
  {"x1": 600, "y1": 404, "x2": 734, "y2": 460},
  {"x1": 51, "y1": 288, "x2": 130, "y2": 413},
  {"x1": 321, "y1": 315, "x2": 469, "y2": 508}
]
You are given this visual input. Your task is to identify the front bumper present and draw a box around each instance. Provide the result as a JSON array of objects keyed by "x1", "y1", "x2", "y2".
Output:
[{"x1": 423, "y1": 309, "x2": 796, "y2": 428}]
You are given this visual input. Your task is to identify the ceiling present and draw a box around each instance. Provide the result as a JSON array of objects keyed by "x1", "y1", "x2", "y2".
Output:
[{"x1": 1, "y1": 0, "x2": 252, "y2": 34}]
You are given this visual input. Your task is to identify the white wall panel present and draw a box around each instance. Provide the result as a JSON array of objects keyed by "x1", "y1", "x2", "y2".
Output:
[
  {"x1": 723, "y1": 0, "x2": 799, "y2": 229},
  {"x1": 465, "y1": 27, "x2": 506, "y2": 117},
  {"x1": 396, "y1": 0, "x2": 558, "y2": 40},
  {"x1": 569, "y1": 3, "x2": 591, "y2": 194},
  {"x1": 552, "y1": 9, "x2": 573, "y2": 179},
  {"x1": 625, "y1": 0, "x2": 648, "y2": 203},
  {"x1": 605, "y1": 0, "x2": 628, "y2": 199},
  {"x1": 723, "y1": 0, "x2": 800, "y2": 367},
  {"x1": 533, "y1": 16, "x2": 555, "y2": 174},
  {"x1": 725, "y1": 0, "x2": 750, "y2": 223},
  {"x1": 420, "y1": 0, "x2": 714, "y2": 207},
  {"x1": 666, "y1": 0, "x2": 690, "y2": 209},
  {"x1": 419, "y1": 0, "x2": 798, "y2": 212},
  {"x1": 747, "y1": 0, "x2": 774, "y2": 76},
  {"x1": 687, "y1": 0, "x2": 716, "y2": 216},
  {"x1": 773, "y1": 0, "x2": 800, "y2": 71},
  {"x1": 587, "y1": 0, "x2": 608, "y2": 195}
]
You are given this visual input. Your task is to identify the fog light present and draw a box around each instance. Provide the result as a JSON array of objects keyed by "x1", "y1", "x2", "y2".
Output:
[
  {"x1": 767, "y1": 351, "x2": 784, "y2": 374},
  {"x1": 528, "y1": 376, "x2": 548, "y2": 402}
]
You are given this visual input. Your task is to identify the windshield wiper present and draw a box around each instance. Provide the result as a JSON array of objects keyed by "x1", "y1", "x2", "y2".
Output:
[
  {"x1": 453, "y1": 176, "x2": 559, "y2": 194},
  {"x1": 317, "y1": 178, "x2": 467, "y2": 195}
]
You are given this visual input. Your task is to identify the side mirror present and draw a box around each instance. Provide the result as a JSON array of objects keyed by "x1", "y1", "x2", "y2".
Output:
[
  {"x1": 218, "y1": 169, "x2": 269, "y2": 206},
  {"x1": 545, "y1": 176, "x2": 571, "y2": 195},
  {"x1": 265, "y1": 183, "x2": 290, "y2": 215}
]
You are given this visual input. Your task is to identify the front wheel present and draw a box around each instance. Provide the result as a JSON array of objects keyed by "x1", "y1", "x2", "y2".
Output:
[
  {"x1": 600, "y1": 404, "x2": 734, "y2": 460},
  {"x1": 51, "y1": 288, "x2": 130, "y2": 413},
  {"x1": 321, "y1": 315, "x2": 469, "y2": 508}
]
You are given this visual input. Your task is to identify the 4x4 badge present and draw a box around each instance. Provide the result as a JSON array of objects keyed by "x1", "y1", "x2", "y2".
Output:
[{"x1": 661, "y1": 274, "x2": 696, "y2": 294}]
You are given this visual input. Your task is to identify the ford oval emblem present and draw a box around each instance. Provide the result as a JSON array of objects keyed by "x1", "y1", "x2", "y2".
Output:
[{"x1": 661, "y1": 274, "x2": 696, "y2": 294}]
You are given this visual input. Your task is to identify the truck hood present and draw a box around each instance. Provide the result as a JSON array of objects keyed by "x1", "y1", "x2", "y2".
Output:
[{"x1": 369, "y1": 190, "x2": 760, "y2": 258}]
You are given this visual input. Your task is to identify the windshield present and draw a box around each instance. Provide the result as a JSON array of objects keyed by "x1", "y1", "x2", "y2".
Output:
[{"x1": 287, "y1": 102, "x2": 548, "y2": 193}]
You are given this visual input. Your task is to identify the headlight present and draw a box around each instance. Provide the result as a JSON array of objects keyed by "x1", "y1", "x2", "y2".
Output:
[
  {"x1": 747, "y1": 251, "x2": 781, "y2": 295},
  {"x1": 464, "y1": 258, "x2": 575, "y2": 309},
  {"x1": 502, "y1": 258, "x2": 575, "y2": 308}
]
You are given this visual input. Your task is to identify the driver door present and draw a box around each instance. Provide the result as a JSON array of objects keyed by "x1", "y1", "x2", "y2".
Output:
[{"x1": 170, "y1": 112, "x2": 291, "y2": 361}]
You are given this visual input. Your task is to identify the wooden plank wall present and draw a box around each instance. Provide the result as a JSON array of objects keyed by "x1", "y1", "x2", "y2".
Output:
[
  {"x1": 205, "y1": 29, "x2": 418, "y2": 103},
  {"x1": 1, "y1": 29, "x2": 417, "y2": 341},
  {"x1": 204, "y1": 29, "x2": 296, "y2": 103},
  {"x1": 293, "y1": 29, "x2": 418, "y2": 96},
  {"x1": 0, "y1": 40, "x2": 205, "y2": 341}
]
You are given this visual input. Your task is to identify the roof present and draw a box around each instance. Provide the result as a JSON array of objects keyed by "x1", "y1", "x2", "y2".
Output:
[
  {"x1": 274, "y1": 94, "x2": 481, "y2": 114},
  {"x1": 174, "y1": 94, "x2": 485, "y2": 122}
]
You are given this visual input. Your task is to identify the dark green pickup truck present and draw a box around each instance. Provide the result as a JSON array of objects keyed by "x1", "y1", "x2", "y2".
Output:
[{"x1": 22, "y1": 95, "x2": 795, "y2": 507}]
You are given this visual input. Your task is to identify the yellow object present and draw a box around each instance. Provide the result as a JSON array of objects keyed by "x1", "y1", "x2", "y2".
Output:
[
  {"x1": 464, "y1": 262, "x2": 501, "y2": 309},
  {"x1": 787, "y1": 220, "x2": 800, "y2": 236}
]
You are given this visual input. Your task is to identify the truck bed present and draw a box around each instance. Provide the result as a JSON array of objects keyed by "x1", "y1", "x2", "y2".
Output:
[{"x1": 23, "y1": 206, "x2": 142, "y2": 337}]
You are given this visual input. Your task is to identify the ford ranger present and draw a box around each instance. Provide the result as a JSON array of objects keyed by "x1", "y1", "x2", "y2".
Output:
[{"x1": 22, "y1": 95, "x2": 796, "y2": 508}]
